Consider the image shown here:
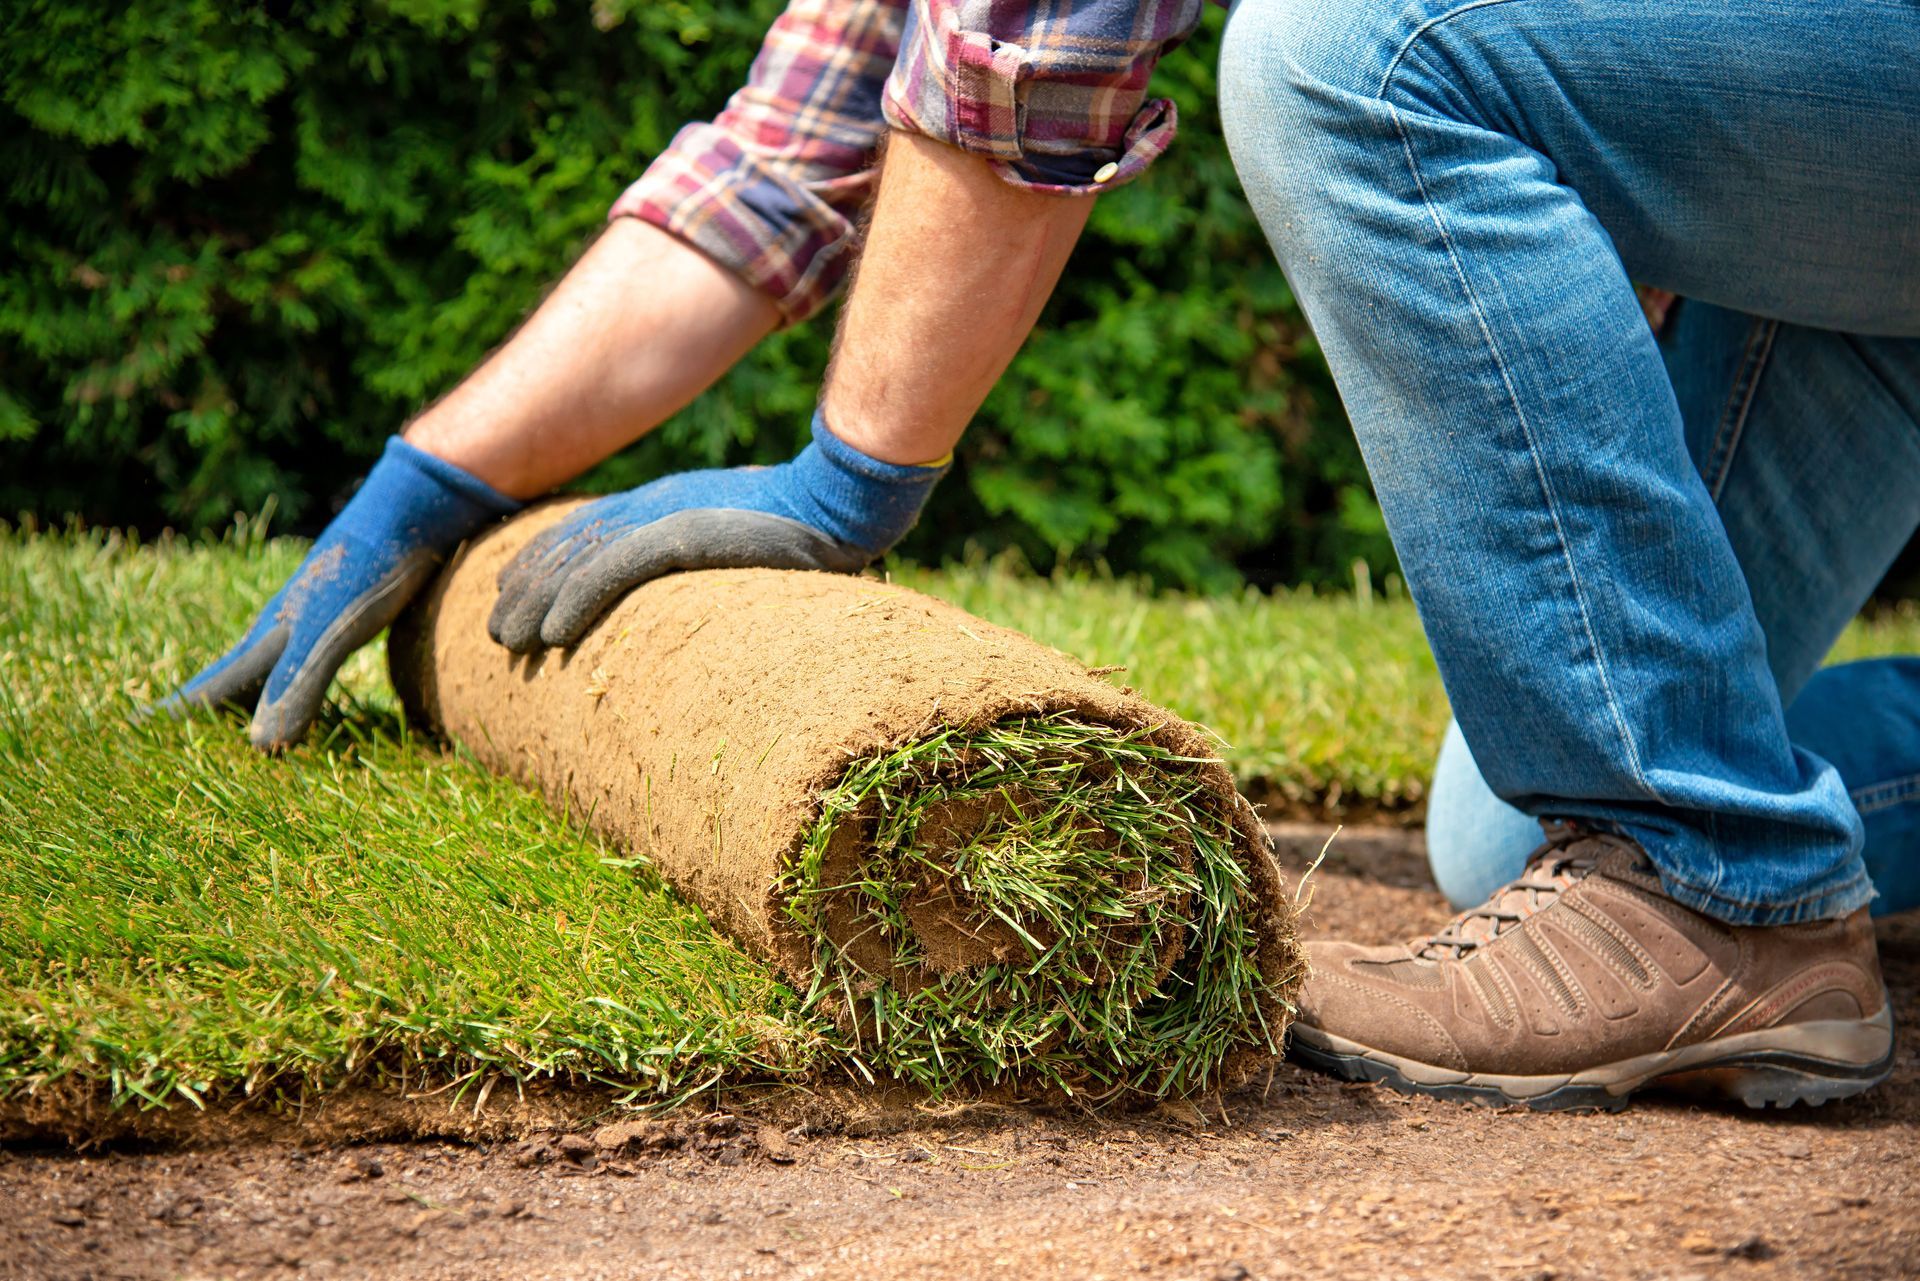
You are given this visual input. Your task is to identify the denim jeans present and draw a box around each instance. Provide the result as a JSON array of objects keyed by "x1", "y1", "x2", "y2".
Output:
[
  {"x1": 1430, "y1": 658, "x2": 1920, "y2": 917},
  {"x1": 1218, "y1": 0, "x2": 1920, "y2": 924}
]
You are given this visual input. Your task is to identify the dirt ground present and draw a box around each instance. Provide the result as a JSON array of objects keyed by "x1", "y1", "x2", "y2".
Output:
[{"x1": 5, "y1": 825, "x2": 1916, "y2": 1281}]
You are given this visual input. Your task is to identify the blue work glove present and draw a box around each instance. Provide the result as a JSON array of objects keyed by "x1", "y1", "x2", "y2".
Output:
[
  {"x1": 487, "y1": 410, "x2": 948, "y2": 653},
  {"x1": 153, "y1": 437, "x2": 521, "y2": 750}
]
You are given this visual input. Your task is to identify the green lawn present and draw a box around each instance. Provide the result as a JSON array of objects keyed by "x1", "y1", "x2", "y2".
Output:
[{"x1": 3, "y1": 526, "x2": 1915, "y2": 1112}]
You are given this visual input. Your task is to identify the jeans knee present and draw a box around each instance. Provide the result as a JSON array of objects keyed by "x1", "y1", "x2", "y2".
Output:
[
  {"x1": 1222, "y1": 0, "x2": 1517, "y2": 154},
  {"x1": 1220, "y1": 0, "x2": 1411, "y2": 271},
  {"x1": 1219, "y1": 0, "x2": 1344, "y2": 230},
  {"x1": 1220, "y1": 0, "x2": 1340, "y2": 136}
]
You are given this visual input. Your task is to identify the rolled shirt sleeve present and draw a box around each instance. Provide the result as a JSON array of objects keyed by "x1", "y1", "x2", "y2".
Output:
[
  {"x1": 880, "y1": 0, "x2": 1206, "y2": 194},
  {"x1": 611, "y1": 0, "x2": 907, "y2": 326}
]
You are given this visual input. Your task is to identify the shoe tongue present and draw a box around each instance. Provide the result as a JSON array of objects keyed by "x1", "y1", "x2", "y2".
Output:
[{"x1": 1593, "y1": 843, "x2": 1664, "y2": 893}]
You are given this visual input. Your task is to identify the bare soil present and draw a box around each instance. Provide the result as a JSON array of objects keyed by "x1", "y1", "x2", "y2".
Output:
[{"x1": 5, "y1": 825, "x2": 1916, "y2": 1281}]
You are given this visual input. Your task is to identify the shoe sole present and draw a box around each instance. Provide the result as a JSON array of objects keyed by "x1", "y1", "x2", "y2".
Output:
[{"x1": 1287, "y1": 1006, "x2": 1895, "y2": 1113}]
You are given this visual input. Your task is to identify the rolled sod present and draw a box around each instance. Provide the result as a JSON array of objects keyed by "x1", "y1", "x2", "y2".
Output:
[{"x1": 390, "y1": 503, "x2": 1304, "y2": 1097}]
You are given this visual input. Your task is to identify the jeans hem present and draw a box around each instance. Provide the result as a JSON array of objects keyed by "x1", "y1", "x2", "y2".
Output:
[{"x1": 1657, "y1": 866, "x2": 1875, "y2": 926}]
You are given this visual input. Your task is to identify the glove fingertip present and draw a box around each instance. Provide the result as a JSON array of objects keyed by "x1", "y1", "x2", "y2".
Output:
[
  {"x1": 538, "y1": 560, "x2": 634, "y2": 651},
  {"x1": 538, "y1": 608, "x2": 592, "y2": 651},
  {"x1": 248, "y1": 696, "x2": 314, "y2": 753},
  {"x1": 485, "y1": 596, "x2": 516, "y2": 647},
  {"x1": 490, "y1": 602, "x2": 546, "y2": 654},
  {"x1": 159, "y1": 627, "x2": 286, "y2": 723},
  {"x1": 250, "y1": 646, "x2": 320, "y2": 750},
  {"x1": 487, "y1": 570, "x2": 572, "y2": 653},
  {"x1": 248, "y1": 726, "x2": 301, "y2": 755}
]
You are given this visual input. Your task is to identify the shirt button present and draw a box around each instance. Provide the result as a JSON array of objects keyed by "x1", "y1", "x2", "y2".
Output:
[{"x1": 1093, "y1": 161, "x2": 1120, "y2": 184}]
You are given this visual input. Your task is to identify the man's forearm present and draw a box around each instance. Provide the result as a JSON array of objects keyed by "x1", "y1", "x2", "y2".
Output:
[
  {"x1": 405, "y1": 218, "x2": 781, "y2": 499},
  {"x1": 823, "y1": 133, "x2": 1095, "y2": 465}
]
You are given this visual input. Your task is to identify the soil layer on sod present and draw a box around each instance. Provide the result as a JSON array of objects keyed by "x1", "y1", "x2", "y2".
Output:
[{"x1": 390, "y1": 504, "x2": 1304, "y2": 1099}]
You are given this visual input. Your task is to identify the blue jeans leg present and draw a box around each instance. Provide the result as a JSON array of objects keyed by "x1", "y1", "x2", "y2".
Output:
[
  {"x1": 1432, "y1": 659, "x2": 1920, "y2": 918},
  {"x1": 1429, "y1": 298, "x2": 1920, "y2": 915},
  {"x1": 1219, "y1": 0, "x2": 1920, "y2": 923}
]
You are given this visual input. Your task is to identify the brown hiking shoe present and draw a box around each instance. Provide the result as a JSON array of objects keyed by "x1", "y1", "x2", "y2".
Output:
[{"x1": 1289, "y1": 823, "x2": 1895, "y2": 1111}]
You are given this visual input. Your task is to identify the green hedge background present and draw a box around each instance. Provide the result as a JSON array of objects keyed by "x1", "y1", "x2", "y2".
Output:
[{"x1": 2, "y1": 0, "x2": 1396, "y2": 591}]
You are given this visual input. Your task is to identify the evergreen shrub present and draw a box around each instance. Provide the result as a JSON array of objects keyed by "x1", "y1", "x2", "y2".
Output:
[{"x1": 1, "y1": 0, "x2": 1391, "y2": 590}]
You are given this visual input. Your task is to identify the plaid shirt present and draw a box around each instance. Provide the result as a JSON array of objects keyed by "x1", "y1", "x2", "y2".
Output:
[{"x1": 611, "y1": 0, "x2": 1208, "y2": 325}]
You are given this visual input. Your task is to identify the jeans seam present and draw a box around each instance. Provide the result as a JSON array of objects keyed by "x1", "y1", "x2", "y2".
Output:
[
  {"x1": 1674, "y1": 873, "x2": 1863, "y2": 912},
  {"x1": 1701, "y1": 322, "x2": 1758, "y2": 498},
  {"x1": 1704, "y1": 317, "x2": 1779, "y2": 503},
  {"x1": 1662, "y1": 862, "x2": 1872, "y2": 914},
  {"x1": 1700, "y1": 807, "x2": 1726, "y2": 906},
  {"x1": 1854, "y1": 771, "x2": 1920, "y2": 815},
  {"x1": 1387, "y1": 101, "x2": 1663, "y2": 806},
  {"x1": 1376, "y1": 0, "x2": 1526, "y2": 99}
]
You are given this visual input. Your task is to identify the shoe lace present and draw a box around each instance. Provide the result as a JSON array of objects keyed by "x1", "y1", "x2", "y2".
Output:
[{"x1": 1417, "y1": 821, "x2": 1642, "y2": 961}]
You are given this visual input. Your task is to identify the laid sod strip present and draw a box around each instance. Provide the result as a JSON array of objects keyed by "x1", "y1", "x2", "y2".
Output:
[
  {"x1": 786, "y1": 716, "x2": 1275, "y2": 1097},
  {"x1": 0, "y1": 693, "x2": 832, "y2": 1110},
  {"x1": 0, "y1": 526, "x2": 829, "y2": 1111}
]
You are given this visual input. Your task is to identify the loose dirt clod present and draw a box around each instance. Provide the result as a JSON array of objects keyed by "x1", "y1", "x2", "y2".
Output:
[{"x1": 389, "y1": 503, "x2": 1305, "y2": 1098}]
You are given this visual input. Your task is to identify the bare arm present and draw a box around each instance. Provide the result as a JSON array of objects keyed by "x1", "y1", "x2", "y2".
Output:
[
  {"x1": 405, "y1": 0, "x2": 913, "y2": 498},
  {"x1": 408, "y1": 127, "x2": 1090, "y2": 498},
  {"x1": 479, "y1": 132, "x2": 1098, "y2": 654},
  {"x1": 404, "y1": 218, "x2": 781, "y2": 499},
  {"x1": 822, "y1": 133, "x2": 1095, "y2": 465}
]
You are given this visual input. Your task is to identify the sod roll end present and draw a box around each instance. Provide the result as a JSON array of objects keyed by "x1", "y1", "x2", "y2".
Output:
[{"x1": 391, "y1": 503, "x2": 1305, "y2": 1096}]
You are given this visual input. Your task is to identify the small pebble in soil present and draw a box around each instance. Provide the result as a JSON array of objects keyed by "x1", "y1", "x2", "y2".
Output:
[
  {"x1": 150, "y1": 1195, "x2": 204, "y2": 1224},
  {"x1": 340, "y1": 1156, "x2": 384, "y2": 1183}
]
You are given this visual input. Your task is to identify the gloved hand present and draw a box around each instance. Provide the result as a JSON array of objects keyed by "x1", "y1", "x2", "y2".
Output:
[
  {"x1": 152, "y1": 437, "x2": 521, "y2": 750},
  {"x1": 487, "y1": 410, "x2": 948, "y2": 653}
]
